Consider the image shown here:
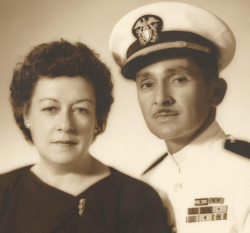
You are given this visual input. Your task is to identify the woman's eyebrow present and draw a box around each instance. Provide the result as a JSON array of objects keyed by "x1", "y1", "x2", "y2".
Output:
[
  {"x1": 38, "y1": 98, "x2": 94, "y2": 104},
  {"x1": 39, "y1": 98, "x2": 58, "y2": 103},
  {"x1": 75, "y1": 99, "x2": 94, "y2": 104}
]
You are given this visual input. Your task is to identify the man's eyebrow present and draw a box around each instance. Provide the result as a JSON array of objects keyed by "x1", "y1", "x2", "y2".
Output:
[
  {"x1": 136, "y1": 66, "x2": 190, "y2": 79},
  {"x1": 164, "y1": 66, "x2": 190, "y2": 73},
  {"x1": 136, "y1": 72, "x2": 150, "y2": 79}
]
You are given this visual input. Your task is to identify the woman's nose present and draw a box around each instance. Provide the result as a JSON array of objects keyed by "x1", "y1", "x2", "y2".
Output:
[
  {"x1": 154, "y1": 84, "x2": 174, "y2": 106},
  {"x1": 57, "y1": 110, "x2": 74, "y2": 132}
]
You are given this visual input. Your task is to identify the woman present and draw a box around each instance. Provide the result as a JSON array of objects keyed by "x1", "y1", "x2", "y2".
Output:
[{"x1": 0, "y1": 40, "x2": 169, "y2": 232}]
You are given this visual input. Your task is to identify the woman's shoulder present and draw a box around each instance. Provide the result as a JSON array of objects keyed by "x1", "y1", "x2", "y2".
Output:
[
  {"x1": 0, "y1": 165, "x2": 32, "y2": 213},
  {"x1": 109, "y1": 168, "x2": 162, "y2": 201},
  {"x1": 104, "y1": 168, "x2": 169, "y2": 232},
  {"x1": 110, "y1": 168, "x2": 151, "y2": 187},
  {"x1": 0, "y1": 165, "x2": 32, "y2": 190}
]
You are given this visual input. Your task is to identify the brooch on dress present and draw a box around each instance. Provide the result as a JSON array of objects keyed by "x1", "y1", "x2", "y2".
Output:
[{"x1": 78, "y1": 198, "x2": 86, "y2": 216}]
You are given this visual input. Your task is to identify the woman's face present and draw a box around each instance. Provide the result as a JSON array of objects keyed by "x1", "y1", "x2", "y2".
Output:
[{"x1": 24, "y1": 76, "x2": 97, "y2": 166}]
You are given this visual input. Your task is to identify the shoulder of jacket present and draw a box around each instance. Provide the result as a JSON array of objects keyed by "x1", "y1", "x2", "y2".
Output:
[
  {"x1": 224, "y1": 135, "x2": 250, "y2": 159},
  {"x1": 142, "y1": 153, "x2": 168, "y2": 175}
]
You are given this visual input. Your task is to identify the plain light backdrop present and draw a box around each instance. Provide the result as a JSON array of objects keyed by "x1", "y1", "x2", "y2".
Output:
[{"x1": 0, "y1": 0, "x2": 249, "y2": 176}]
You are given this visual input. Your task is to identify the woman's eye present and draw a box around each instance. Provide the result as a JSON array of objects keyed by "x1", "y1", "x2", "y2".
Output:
[
  {"x1": 75, "y1": 108, "x2": 89, "y2": 114},
  {"x1": 141, "y1": 83, "x2": 153, "y2": 89},
  {"x1": 42, "y1": 107, "x2": 57, "y2": 113}
]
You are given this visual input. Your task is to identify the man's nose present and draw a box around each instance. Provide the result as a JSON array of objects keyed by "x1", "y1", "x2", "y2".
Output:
[
  {"x1": 154, "y1": 84, "x2": 174, "y2": 106},
  {"x1": 57, "y1": 110, "x2": 74, "y2": 132}
]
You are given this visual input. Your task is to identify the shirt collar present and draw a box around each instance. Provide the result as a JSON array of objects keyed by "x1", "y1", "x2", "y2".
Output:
[{"x1": 167, "y1": 121, "x2": 226, "y2": 167}]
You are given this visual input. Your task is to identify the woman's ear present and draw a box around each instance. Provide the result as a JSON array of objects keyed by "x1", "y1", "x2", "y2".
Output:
[
  {"x1": 92, "y1": 120, "x2": 99, "y2": 143},
  {"x1": 23, "y1": 114, "x2": 30, "y2": 129},
  {"x1": 23, "y1": 106, "x2": 31, "y2": 129},
  {"x1": 94, "y1": 119, "x2": 99, "y2": 135},
  {"x1": 210, "y1": 78, "x2": 227, "y2": 107}
]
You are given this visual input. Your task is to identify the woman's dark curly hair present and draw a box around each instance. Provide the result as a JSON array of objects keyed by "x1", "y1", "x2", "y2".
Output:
[{"x1": 10, "y1": 39, "x2": 114, "y2": 142}]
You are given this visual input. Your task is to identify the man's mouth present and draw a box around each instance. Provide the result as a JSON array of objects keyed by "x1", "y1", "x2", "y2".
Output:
[{"x1": 153, "y1": 109, "x2": 179, "y2": 118}]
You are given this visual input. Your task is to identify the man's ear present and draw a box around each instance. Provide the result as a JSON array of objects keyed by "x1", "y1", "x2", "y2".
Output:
[{"x1": 210, "y1": 78, "x2": 227, "y2": 107}]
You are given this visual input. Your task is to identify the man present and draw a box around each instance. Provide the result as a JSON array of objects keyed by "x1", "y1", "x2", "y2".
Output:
[{"x1": 109, "y1": 2, "x2": 250, "y2": 233}]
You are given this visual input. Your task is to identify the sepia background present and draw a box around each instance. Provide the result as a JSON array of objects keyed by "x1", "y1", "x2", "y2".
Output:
[{"x1": 0, "y1": 0, "x2": 249, "y2": 177}]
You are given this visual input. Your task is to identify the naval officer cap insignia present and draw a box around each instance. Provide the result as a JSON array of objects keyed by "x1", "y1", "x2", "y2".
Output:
[
  {"x1": 132, "y1": 15, "x2": 162, "y2": 46},
  {"x1": 109, "y1": 2, "x2": 236, "y2": 79}
]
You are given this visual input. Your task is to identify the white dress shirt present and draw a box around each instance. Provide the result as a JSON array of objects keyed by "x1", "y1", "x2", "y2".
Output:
[{"x1": 143, "y1": 121, "x2": 250, "y2": 233}]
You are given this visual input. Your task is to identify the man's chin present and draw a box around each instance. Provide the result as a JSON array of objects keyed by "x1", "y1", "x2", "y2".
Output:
[{"x1": 149, "y1": 127, "x2": 177, "y2": 141}]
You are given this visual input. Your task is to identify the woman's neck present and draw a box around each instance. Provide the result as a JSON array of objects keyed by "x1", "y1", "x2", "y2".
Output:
[{"x1": 30, "y1": 155, "x2": 110, "y2": 196}]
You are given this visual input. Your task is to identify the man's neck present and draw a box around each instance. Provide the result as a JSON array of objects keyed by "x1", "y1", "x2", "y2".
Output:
[{"x1": 165, "y1": 113, "x2": 215, "y2": 154}]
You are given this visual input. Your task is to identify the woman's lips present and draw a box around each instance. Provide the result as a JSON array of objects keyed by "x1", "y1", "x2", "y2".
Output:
[{"x1": 53, "y1": 140, "x2": 77, "y2": 146}]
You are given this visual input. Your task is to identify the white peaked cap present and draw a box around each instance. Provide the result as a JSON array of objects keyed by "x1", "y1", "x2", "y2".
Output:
[{"x1": 109, "y1": 2, "x2": 236, "y2": 79}]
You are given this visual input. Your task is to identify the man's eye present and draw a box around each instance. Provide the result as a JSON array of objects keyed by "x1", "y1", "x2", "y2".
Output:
[
  {"x1": 175, "y1": 77, "x2": 187, "y2": 83},
  {"x1": 171, "y1": 76, "x2": 188, "y2": 84},
  {"x1": 141, "y1": 83, "x2": 153, "y2": 89}
]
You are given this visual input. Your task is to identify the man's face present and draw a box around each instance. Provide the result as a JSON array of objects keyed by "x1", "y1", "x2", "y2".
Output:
[{"x1": 135, "y1": 57, "x2": 214, "y2": 143}]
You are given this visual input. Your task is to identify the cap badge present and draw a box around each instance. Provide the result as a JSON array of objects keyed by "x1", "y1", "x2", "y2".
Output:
[{"x1": 133, "y1": 15, "x2": 162, "y2": 46}]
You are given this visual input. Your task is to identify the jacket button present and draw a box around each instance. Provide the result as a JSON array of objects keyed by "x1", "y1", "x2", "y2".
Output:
[{"x1": 174, "y1": 183, "x2": 182, "y2": 191}]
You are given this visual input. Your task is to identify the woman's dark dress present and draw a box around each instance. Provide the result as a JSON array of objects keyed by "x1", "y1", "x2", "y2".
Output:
[{"x1": 0, "y1": 166, "x2": 168, "y2": 233}]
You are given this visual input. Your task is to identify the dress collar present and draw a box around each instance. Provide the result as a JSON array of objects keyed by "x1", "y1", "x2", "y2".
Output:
[{"x1": 167, "y1": 121, "x2": 226, "y2": 169}]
